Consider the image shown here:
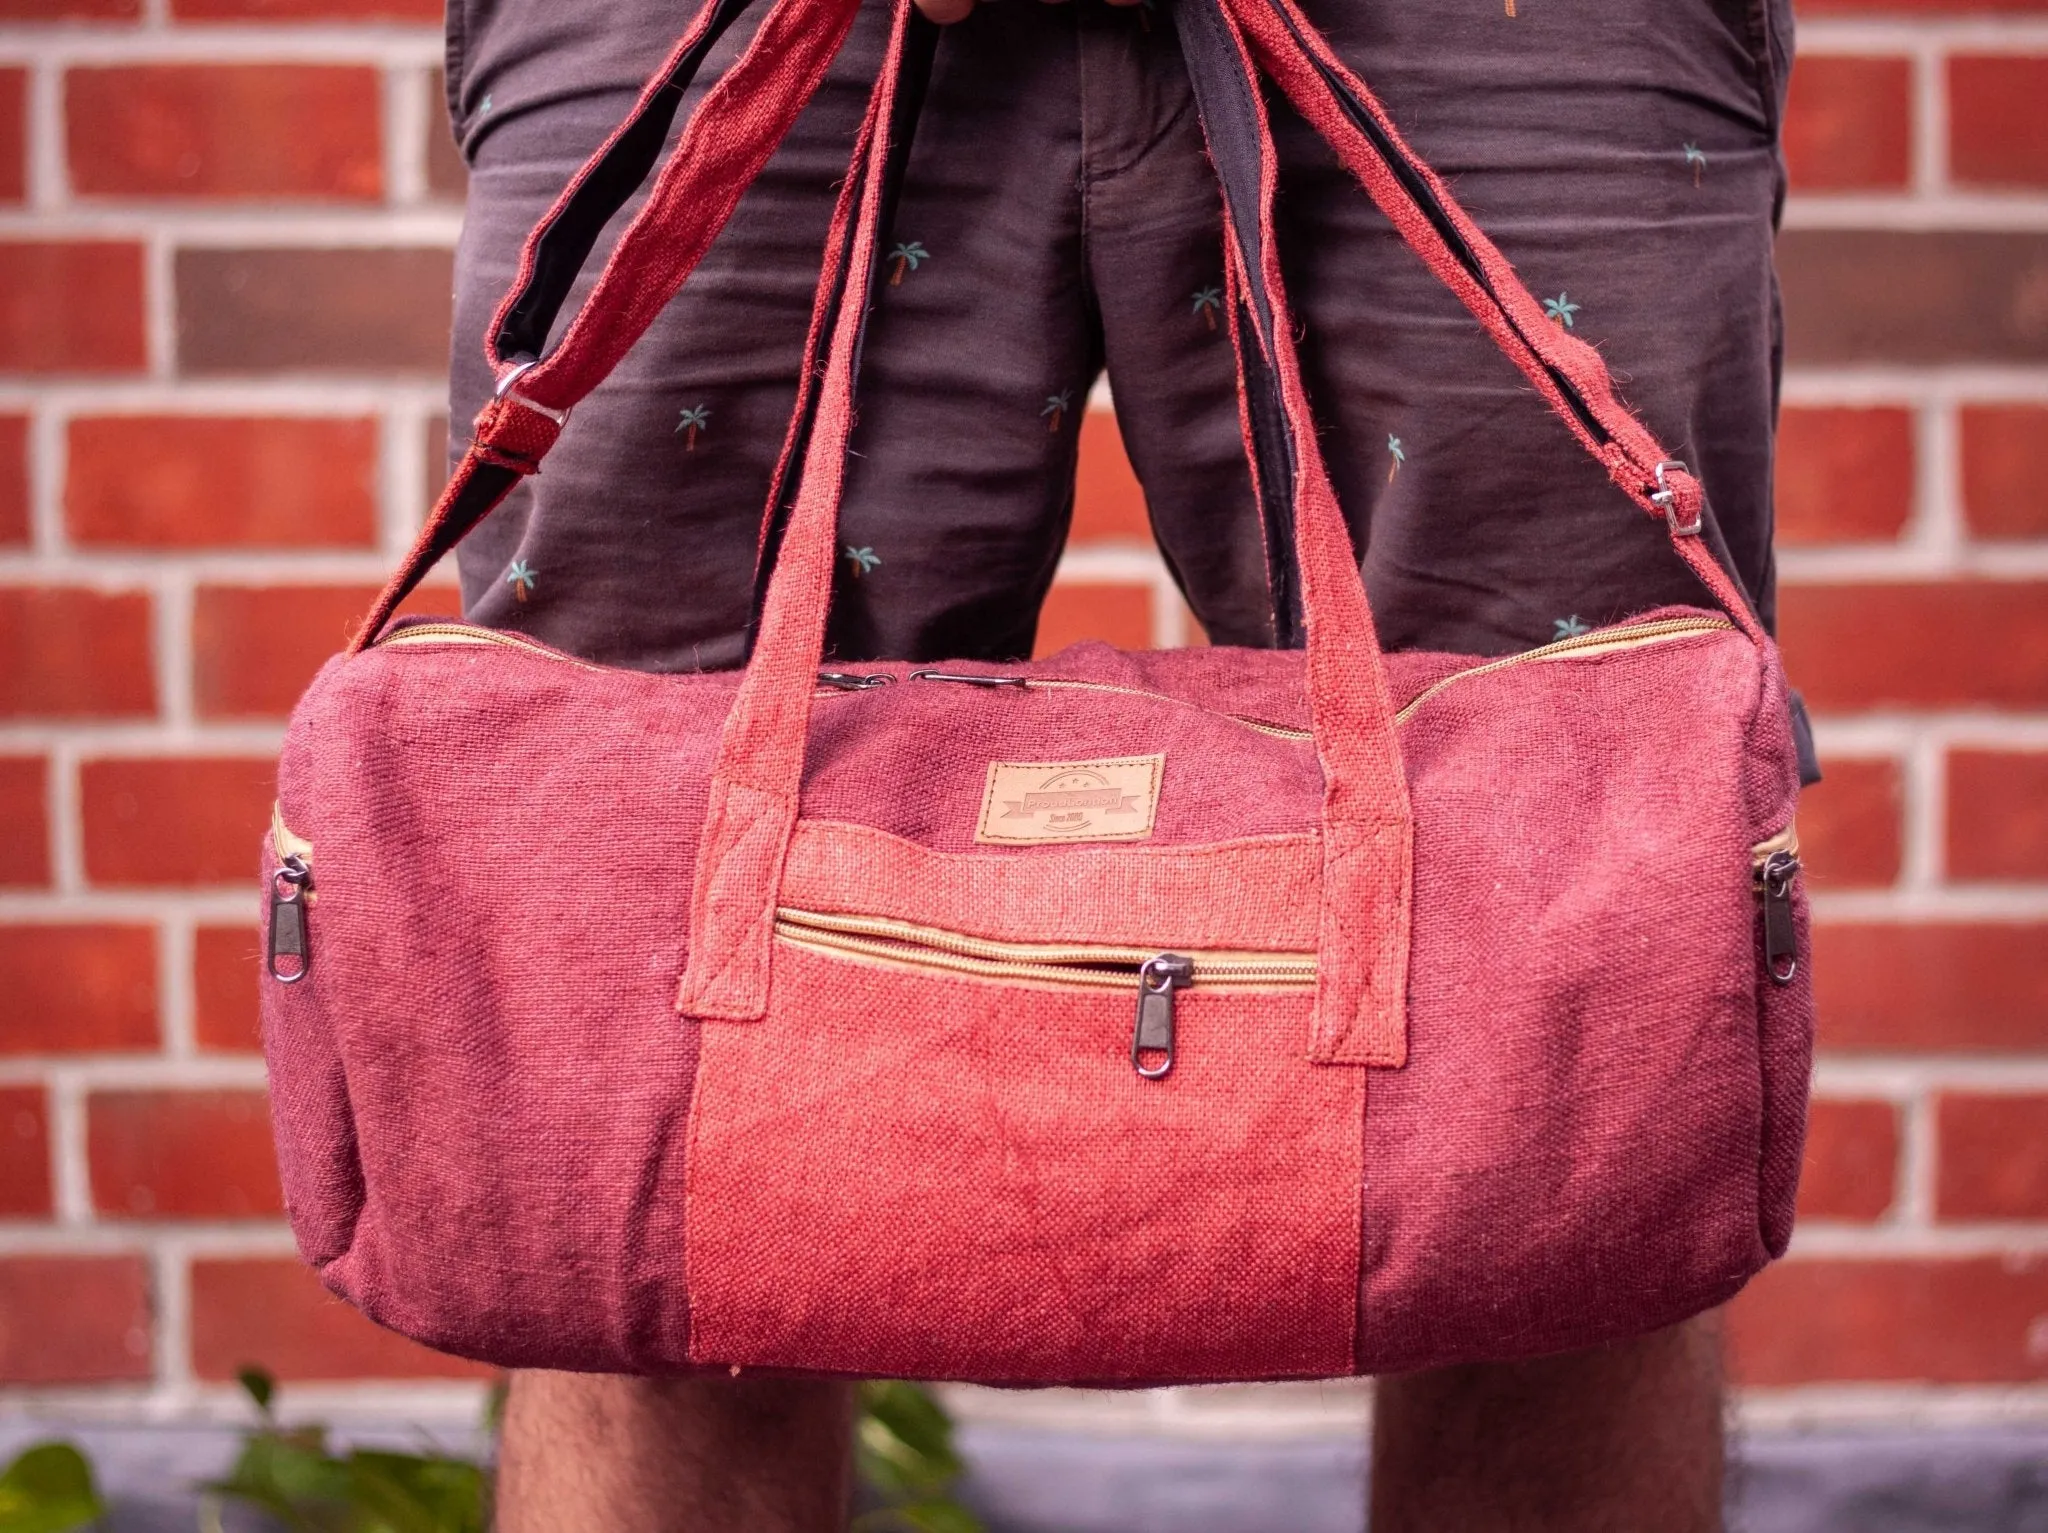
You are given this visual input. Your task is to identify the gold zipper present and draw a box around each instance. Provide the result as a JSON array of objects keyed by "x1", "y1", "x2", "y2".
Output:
[
  {"x1": 374, "y1": 623, "x2": 605, "y2": 671},
  {"x1": 271, "y1": 803, "x2": 313, "y2": 865},
  {"x1": 776, "y1": 907, "x2": 1315, "y2": 986},
  {"x1": 775, "y1": 908, "x2": 1315, "y2": 1079},
  {"x1": 375, "y1": 614, "x2": 1732, "y2": 741},
  {"x1": 1393, "y1": 616, "x2": 1733, "y2": 725}
]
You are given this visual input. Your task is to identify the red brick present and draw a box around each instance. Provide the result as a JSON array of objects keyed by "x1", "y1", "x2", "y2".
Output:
[
  {"x1": 0, "y1": 69, "x2": 25, "y2": 203},
  {"x1": 1035, "y1": 582, "x2": 1155, "y2": 657},
  {"x1": 0, "y1": 242, "x2": 147, "y2": 373},
  {"x1": 67, "y1": 66, "x2": 381, "y2": 200},
  {"x1": 1777, "y1": 230, "x2": 2048, "y2": 366},
  {"x1": 0, "y1": 1256, "x2": 152, "y2": 1385},
  {"x1": 1815, "y1": 923, "x2": 2048, "y2": 1051},
  {"x1": 1730, "y1": 1256, "x2": 2048, "y2": 1383},
  {"x1": 66, "y1": 416, "x2": 378, "y2": 549},
  {"x1": 1948, "y1": 750, "x2": 2048, "y2": 882},
  {"x1": 1073, "y1": 410, "x2": 1150, "y2": 543},
  {"x1": 176, "y1": 247, "x2": 453, "y2": 375},
  {"x1": 0, "y1": 756, "x2": 49, "y2": 886},
  {"x1": 1797, "y1": 1099, "x2": 1899, "y2": 1223},
  {"x1": 1961, "y1": 405, "x2": 2048, "y2": 540},
  {"x1": 1774, "y1": 407, "x2": 1913, "y2": 545},
  {"x1": 0, "y1": 587, "x2": 155, "y2": 719},
  {"x1": 88, "y1": 1088, "x2": 280, "y2": 1219},
  {"x1": 175, "y1": 0, "x2": 439, "y2": 16},
  {"x1": 0, "y1": 0, "x2": 138, "y2": 16},
  {"x1": 195, "y1": 925, "x2": 261, "y2": 1052},
  {"x1": 1798, "y1": 757, "x2": 1902, "y2": 889},
  {"x1": 1937, "y1": 1093, "x2": 2048, "y2": 1221},
  {"x1": 1776, "y1": 582, "x2": 2048, "y2": 711},
  {"x1": 1783, "y1": 56, "x2": 1912, "y2": 191},
  {"x1": 1949, "y1": 57, "x2": 2048, "y2": 188},
  {"x1": 80, "y1": 757, "x2": 274, "y2": 887},
  {"x1": 0, "y1": 1085, "x2": 52, "y2": 1216},
  {"x1": 0, "y1": 924, "x2": 158, "y2": 1053},
  {"x1": 0, "y1": 414, "x2": 28, "y2": 543},
  {"x1": 191, "y1": 1258, "x2": 492, "y2": 1381},
  {"x1": 194, "y1": 582, "x2": 457, "y2": 719}
]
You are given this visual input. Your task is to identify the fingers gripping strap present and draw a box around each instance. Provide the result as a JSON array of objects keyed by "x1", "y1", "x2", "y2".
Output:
[
  {"x1": 677, "y1": 0, "x2": 918, "y2": 1021},
  {"x1": 1217, "y1": 0, "x2": 1764, "y2": 641},
  {"x1": 1183, "y1": 0, "x2": 1413, "y2": 1065}
]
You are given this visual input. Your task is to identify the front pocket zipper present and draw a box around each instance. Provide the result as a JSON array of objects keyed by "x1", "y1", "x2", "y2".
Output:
[
  {"x1": 268, "y1": 805, "x2": 314, "y2": 984},
  {"x1": 1750, "y1": 823, "x2": 1802, "y2": 986},
  {"x1": 773, "y1": 907, "x2": 1316, "y2": 1080}
]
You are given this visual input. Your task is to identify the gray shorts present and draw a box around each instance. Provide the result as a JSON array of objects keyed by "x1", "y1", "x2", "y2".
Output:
[{"x1": 444, "y1": 0, "x2": 1793, "y2": 669}]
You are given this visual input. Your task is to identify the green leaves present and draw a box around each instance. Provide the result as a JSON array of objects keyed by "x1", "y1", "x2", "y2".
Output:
[
  {"x1": 200, "y1": 1366, "x2": 489, "y2": 1533},
  {"x1": 0, "y1": 1442, "x2": 106, "y2": 1533},
  {"x1": 851, "y1": 1382, "x2": 983, "y2": 1533},
  {"x1": 8, "y1": 1367, "x2": 976, "y2": 1533}
]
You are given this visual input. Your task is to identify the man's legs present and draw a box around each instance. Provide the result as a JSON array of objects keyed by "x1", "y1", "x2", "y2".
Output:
[
  {"x1": 1371, "y1": 1315, "x2": 1725, "y2": 1533},
  {"x1": 495, "y1": 1371, "x2": 854, "y2": 1533},
  {"x1": 492, "y1": 1318, "x2": 1721, "y2": 1532}
]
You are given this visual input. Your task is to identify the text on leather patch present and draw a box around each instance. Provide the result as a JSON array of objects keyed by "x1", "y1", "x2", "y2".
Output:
[{"x1": 975, "y1": 755, "x2": 1165, "y2": 845}]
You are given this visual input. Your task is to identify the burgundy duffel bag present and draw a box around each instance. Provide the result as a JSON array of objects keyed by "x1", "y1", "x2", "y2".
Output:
[{"x1": 258, "y1": 0, "x2": 1814, "y2": 1383}]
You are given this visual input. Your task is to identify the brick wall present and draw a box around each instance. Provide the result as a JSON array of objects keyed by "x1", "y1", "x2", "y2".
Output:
[{"x1": 1, "y1": 0, "x2": 2044, "y2": 1432}]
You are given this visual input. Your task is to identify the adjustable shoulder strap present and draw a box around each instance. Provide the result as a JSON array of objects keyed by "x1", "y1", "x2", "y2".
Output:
[
  {"x1": 1207, "y1": 0, "x2": 1766, "y2": 642},
  {"x1": 351, "y1": 0, "x2": 865, "y2": 653}
]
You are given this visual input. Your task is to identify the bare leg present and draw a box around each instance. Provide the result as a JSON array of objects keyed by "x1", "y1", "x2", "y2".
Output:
[
  {"x1": 494, "y1": 1371, "x2": 854, "y2": 1533},
  {"x1": 1370, "y1": 1314, "x2": 1724, "y2": 1533}
]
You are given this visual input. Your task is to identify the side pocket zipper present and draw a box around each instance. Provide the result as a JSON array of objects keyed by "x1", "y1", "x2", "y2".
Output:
[
  {"x1": 269, "y1": 806, "x2": 315, "y2": 984},
  {"x1": 1751, "y1": 825, "x2": 1801, "y2": 987}
]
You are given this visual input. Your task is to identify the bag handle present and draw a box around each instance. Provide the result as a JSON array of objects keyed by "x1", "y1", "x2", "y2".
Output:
[{"x1": 675, "y1": 0, "x2": 1417, "y2": 1069}]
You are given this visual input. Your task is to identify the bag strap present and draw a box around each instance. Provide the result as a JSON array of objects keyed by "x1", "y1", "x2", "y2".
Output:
[
  {"x1": 675, "y1": 0, "x2": 1416, "y2": 1069},
  {"x1": 351, "y1": 0, "x2": 866, "y2": 653},
  {"x1": 1212, "y1": 0, "x2": 1765, "y2": 642}
]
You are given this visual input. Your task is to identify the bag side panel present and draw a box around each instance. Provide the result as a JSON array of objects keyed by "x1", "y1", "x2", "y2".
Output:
[
  {"x1": 264, "y1": 647, "x2": 736, "y2": 1371},
  {"x1": 1359, "y1": 629, "x2": 1787, "y2": 1370}
]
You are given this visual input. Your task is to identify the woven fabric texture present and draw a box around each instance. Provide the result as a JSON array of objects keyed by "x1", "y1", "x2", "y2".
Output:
[{"x1": 260, "y1": 0, "x2": 1815, "y2": 1384}]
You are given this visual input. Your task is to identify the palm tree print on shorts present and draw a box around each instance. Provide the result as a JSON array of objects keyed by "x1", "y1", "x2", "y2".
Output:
[
  {"x1": 1041, "y1": 390, "x2": 1073, "y2": 433},
  {"x1": 505, "y1": 560, "x2": 536, "y2": 602},
  {"x1": 1685, "y1": 143, "x2": 1707, "y2": 186},
  {"x1": 888, "y1": 241, "x2": 928, "y2": 285},
  {"x1": 1386, "y1": 434, "x2": 1405, "y2": 483},
  {"x1": 844, "y1": 545, "x2": 880, "y2": 578},
  {"x1": 1543, "y1": 293, "x2": 1580, "y2": 329},
  {"x1": 1191, "y1": 286, "x2": 1223, "y2": 331},
  {"x1": 1553, "y1": 615, "x2": 1590, "y2": 639},
  {"x1": 675, "y1": 405, "x2": 711, "y2": 450}
]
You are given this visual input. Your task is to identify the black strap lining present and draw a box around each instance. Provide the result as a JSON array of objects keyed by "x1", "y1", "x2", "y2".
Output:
[{"x1": 493, "y1": 0, "x2": 760, "y2": 364}]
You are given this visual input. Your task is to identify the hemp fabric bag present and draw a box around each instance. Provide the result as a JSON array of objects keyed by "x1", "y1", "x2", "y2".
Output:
[{"x1": 259, "y1": 0, "x2": 1815, "y2": 1382}]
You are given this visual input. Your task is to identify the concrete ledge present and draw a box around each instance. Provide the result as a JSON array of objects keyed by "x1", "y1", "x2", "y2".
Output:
[{"x1": 3, "y1": 1421, "x2": 2045, "y2": 1531}]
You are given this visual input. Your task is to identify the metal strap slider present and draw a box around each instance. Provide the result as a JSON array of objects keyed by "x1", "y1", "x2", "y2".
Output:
[{"x1": 1650, "y1": 460, "x2": 1701, "y2": 536}]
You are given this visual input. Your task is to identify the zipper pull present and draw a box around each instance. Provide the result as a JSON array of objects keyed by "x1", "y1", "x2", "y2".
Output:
[
  {"x1": 268, "y1": 854, "x2": 313, "y2": 984},
  {"x1": 908, "y1": 670, "x2": 1029, "y2": 688},
  {"x1": 1132, "y1": 954, "x2": 1193, "y2": 1080},
  {"x1": 1756, "y1": 850, "x2": 1800, "y2": 986},
  {"x1": 817, "y1": 671, "x2": 893, "y2": 690}
]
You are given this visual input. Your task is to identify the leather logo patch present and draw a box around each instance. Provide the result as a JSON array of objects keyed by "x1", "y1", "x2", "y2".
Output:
[{"x1": 975, "y1": 755, "x2": 1164, "y2": 845}]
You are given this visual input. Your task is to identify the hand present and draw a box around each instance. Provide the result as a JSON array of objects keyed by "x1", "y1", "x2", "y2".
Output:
[{"x1": 915, "y1": 0, "x2": 1145, "y2": 27}]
